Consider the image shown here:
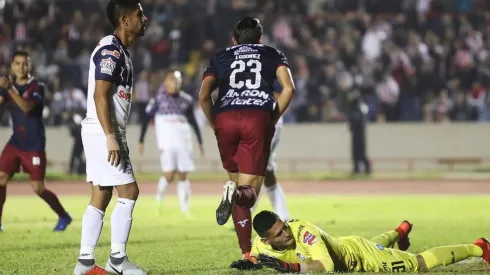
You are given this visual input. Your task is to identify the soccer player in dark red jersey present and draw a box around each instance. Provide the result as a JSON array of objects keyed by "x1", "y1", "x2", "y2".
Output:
[
  {"x1": 0, "y1": 50, "x2": 72, "y2": 232},
  {"x1": 199, "y1": 17, "x2": 295, "y2": 265}
]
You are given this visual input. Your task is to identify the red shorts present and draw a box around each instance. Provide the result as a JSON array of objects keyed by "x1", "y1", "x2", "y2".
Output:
[
  {"x1": 0, "y1": 143, "x2": 46, "y2": 181},
  {"x1": 214, "y1": 109, "x2": 275, "y2": 176}
]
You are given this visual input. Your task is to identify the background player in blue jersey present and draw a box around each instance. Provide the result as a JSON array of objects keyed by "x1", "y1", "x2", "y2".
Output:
[
  {"x1": 0, "y1": 51, "x2": 72, "y2": 232},
  {"x1": 139, "y1": 69, "x2": 204, "y2": 216},
  {"x1": 199, "y1": 17, "x2": 296, "y2": 264}
]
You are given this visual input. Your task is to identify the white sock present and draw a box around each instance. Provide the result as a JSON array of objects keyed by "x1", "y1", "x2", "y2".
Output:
[
  {"x1": 156, "y1": 176, "x2": 168, "y2": 201},
  {"x1": 79, "y1": 205, "x2": 105, "y2": 261},
  {"x1": 110, "y1": 198, "x2": 135, "y2": 259},
  {"x1": 177, "y1": 180, "x2": 191, "y2": 213},
  {"x1": 266, "y1": 183, "x2": 290, "y2": 220}
]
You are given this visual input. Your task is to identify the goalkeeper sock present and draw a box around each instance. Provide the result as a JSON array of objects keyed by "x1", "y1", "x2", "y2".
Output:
[
  {"x1": 419, "y1": 244, "x2": 483, "y2": 270},
  {"x1": 370, "y1": 230, "x2": 399, "y2": 248}
]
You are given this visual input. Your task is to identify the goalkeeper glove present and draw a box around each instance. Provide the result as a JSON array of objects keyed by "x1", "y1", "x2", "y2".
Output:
[
  {"x1": 229, "y1": 254, "x2": 262, "y2": 270},
  {"x1": 257, "y1": 254, "x2": 301, "y2": 273}
]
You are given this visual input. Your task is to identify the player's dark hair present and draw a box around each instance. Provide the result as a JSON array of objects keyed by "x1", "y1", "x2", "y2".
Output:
[
  {"x1": 253, "y1": 210, "x2": 279, "y2": 237},
  {"x1": 233, "y1": 17, "x2": 263, "y2": 45},
  {"x1": 106, "y1": 0, "x2": 141, "y2": 29},
  {"x1": 11, "y1": 50, "x2": 29, "y2": 61}
]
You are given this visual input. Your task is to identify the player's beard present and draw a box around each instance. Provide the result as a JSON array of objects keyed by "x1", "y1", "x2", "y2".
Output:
[{"x1": 138, "y1": 23, "x2": 146, "y2": 37}]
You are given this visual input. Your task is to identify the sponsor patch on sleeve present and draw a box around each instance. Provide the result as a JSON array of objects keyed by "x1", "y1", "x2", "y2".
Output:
[
  {"x1": 100, "y1": 58, "x2": 116, "y2": 75},
  {"x1": 101, "y1": 49, "x2": 120, "y2": 59}
]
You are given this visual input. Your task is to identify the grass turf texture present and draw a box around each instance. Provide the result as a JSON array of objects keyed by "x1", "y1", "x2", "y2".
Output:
[
  {"x1": 8, "y1": 171, "x2": 455, "y2": 182},
  {"x1": 0, "y1": 195, "x2": 489, "y2": 274}
]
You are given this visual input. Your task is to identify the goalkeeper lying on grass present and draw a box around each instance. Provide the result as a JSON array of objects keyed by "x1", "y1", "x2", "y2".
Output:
[{"x1": 230, "y1": 210, "x2": 490, "y2": 273}]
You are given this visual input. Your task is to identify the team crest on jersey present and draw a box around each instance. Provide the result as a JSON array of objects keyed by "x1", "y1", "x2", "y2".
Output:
[
  {"x1": 303, "y1": 231, "x2": 317, "y2": 246},
  {"x1": 100, "y1": 58, "x2": 116, "y2": 75},
  {"x1": 296, "y1": 253, "x2": 307, "y2": 262},
  {"x1": 101, "y1": 49, "x2": 120, "y2": 59}
]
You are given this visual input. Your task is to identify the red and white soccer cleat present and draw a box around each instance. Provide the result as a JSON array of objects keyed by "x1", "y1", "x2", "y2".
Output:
[
  {"x1": 474, "y1": 238, "x2": 490, "y2": 263},
  {"x1": 73, "y1": 263, "x2": 108, "y2": 275},
  {"x1": 395, "y1": 220, "x2": 413, "y2": 251}
]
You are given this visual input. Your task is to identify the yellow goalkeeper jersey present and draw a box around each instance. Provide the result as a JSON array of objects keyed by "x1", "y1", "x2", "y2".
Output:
[
  {"x1": 251, "y1": 219, "x2": 419, "y2": 273},
  {"x1": 251, "y1": 219, "x2": 351, "y2": 272}
]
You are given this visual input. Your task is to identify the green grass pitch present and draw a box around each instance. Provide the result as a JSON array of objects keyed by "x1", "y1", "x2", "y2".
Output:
[{"x1": 0, "y1": 194, "x2": 489, "y2": 274}]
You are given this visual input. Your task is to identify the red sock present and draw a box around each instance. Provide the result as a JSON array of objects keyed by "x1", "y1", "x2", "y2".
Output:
[
  {"x1": 39, "y1": 189, "x2": 68, "y2": 217},
  {"x1": 0, "y1": 186, "x2": 5, "y2": 224},
  {"x1": 236, "y1": 185, "x2": 257, "y2": 208},
  {"x1": 232, "y1": 205, "x2": 252, "y2": 254}
]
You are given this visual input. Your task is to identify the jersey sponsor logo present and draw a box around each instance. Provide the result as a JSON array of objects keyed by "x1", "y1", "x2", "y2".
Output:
[
  {"x1": 221, "y1": 97, "x2": 268, "y2": 107},
  {"x1": 101, "y1": 49, "x2": 121, "y2": 59},
  {"x1": 220, "y1": 89, "x2": 271, "y2": 107},
  {"x1": 226, "y1": 43, "x2": 264, "y2": 51},
  {"x1": 296, "y1": 225, "x2": 305, "y2": 240},
  {"x1": 100, "y1": 57, "x2": 116, "y2": 75},
  {"x1": 234, "y1": 45, "x2": 258, "y2": 55},
  {"x1": 118, "y1": 90, "x2": 132, "y2": 102},
  {"x1": 296, "y1": 253, "x2": 307, "y2": 262},
  {"x1": 302, "y1": 231, "x2": 317, "y2": 246}
]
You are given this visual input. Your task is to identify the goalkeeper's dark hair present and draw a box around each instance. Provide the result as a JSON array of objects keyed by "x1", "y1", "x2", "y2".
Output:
[
  {"x1": 233, "y1": 16, "x2": 263, "y2": 45},
  {"x1": 106, "y1": 0, "x2": 141, "y2": 29},
  {"x1": 253, "y1": 210, "x2": 279, "y2": 237}
]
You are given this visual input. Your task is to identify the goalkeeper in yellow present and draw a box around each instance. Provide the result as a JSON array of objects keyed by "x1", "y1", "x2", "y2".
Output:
[{"x1": 230, "y1": 210, "x2": 490, "y2": 273}]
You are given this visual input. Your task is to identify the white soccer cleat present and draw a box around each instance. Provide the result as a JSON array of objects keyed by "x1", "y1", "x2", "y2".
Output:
[
  {"x1": 105, "y1": 256, "x2": 147, "y2": 275},
  {"x1": 73, "y1": 263, "x2": 108, "y2": 275},
  {"x1": 216, "y1": 181, "x2": 237, "y2": 225}
]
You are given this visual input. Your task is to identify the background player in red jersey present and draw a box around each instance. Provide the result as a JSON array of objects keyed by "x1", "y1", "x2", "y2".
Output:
[
  {"x1": 0, "y1": 51, "x2": 72, "y2": 232},
  {"x1": 199, "y1": 17, "x2": 295, "y2": 264}
]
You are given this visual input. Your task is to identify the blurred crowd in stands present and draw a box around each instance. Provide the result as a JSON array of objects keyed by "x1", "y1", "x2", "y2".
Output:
[{"x1": 1, "y1": 0, "x2": 490, "y2": 126}]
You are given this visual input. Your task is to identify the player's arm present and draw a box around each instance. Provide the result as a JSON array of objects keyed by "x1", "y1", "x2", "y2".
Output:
[
  {"x1": 273, "y1": 55, "x2": 295, "y2": 125},
  {"x1": 258, "y1": 225, "x2": 335, "y2": 274},
  {"x1": 297, "y1": 226, "x2": 335, "y2": 273},
  {"x1": 93, "y1": 46, "x2": 123, "y2": 166},
  {"x1": 0, "y1": 77, "x2": 37, "y2": 113},
  {"x1": 199, "y1": 57, "x2": 218, "y2": 129},
  {"x1": 184, "y1": 105, "x2": 204, "y2": 154},
  {"x1": 230, "y1": 237, "x2": 263, "y2": 271}
]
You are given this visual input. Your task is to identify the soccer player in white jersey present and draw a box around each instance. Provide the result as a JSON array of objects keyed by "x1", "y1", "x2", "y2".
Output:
[
  {"x1": 251, "y1": 80, "x2": 290, "y2": 221},
  {"x1": 139, "y1": 70, "x2": 204, "y2": 216},
  {"x1": 73, "y1": 0, "x2": 147, "y2": 274}
]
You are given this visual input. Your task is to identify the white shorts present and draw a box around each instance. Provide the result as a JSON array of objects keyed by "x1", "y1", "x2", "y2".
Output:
[
  {"x1": 266, "y1": 124, "x2": 282, "y2": 172},
  {"x1": 82, "y1": 132, "x2": 135, "y2": 186},
  {"x1": 160, "y1": 144, "x2": 195, "y2": 173}
]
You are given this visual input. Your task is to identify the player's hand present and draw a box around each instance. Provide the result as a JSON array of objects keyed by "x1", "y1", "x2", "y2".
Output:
[
  {"x1": 257, "y1": 254, "x2": 301, "y2": 273},
  {"x1": 0, "y1": 76, "x2": 12, "y2": 90},
  {"x1": 139, "y1": 143, "x2": 144, "y2": 156},
  {"x1": 106, "y1": 133, "x2": 121, "y2": 167},
  {"x1": 229, "y1": 257, "x2": 262, "y2": 271},
  {"x1": 199, "y1": 145, "x2": 204, "y2": 157}
]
